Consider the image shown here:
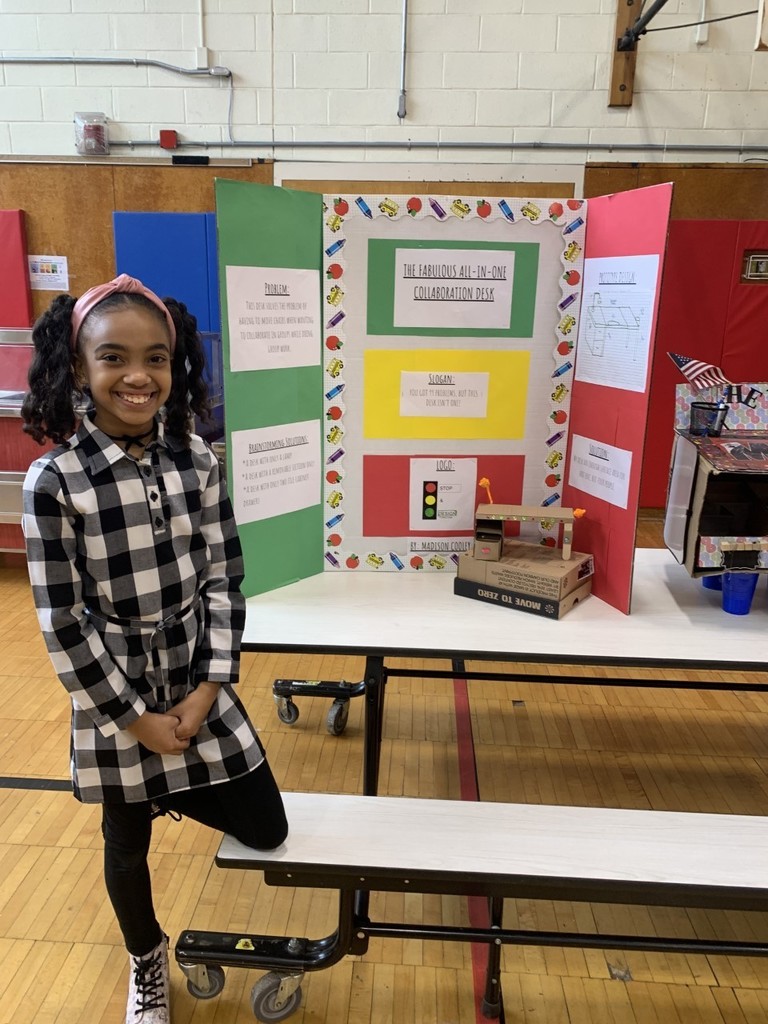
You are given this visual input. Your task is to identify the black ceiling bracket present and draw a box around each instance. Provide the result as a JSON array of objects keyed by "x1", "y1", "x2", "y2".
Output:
[{"x1": 617, "y1": 0, "x2": 671, "y2": 51}]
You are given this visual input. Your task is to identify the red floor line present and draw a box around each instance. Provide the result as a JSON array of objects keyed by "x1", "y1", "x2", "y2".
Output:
[{"x1": 453, "y1": 677, "x2": 496, "y2": 1023}]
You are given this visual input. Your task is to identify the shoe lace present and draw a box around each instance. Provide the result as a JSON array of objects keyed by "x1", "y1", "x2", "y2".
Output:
[
  {"x1": 149, "y1": 803, "x2": 182, "y2": 822},
  {"x1": 132, "y1": 947, "x2": 167, "y2": 1013}
]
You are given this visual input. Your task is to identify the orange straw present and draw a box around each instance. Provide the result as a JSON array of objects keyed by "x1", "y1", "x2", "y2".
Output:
[{"x1": 479, "y1": 477, "x2": 494, "y2": 504}]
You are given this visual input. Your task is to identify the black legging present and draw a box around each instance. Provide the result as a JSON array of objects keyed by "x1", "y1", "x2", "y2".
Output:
[{"x1": 102, "y1": 759, "x2": 288, "y2": 956}]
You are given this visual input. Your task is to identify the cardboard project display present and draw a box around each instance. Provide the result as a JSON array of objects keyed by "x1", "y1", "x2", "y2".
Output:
[
  {"x1": 666, "y1": 435, "x2": 768, "y2": 577},
  {"x1": 665, "y1": 383, "x2": 768, "y2": 578},
  {"x1": 215, "y1": 180, "x2": 674, "y2": 611},
  {"x1": 455, "y1": 504, "x2": 594, "y2": 618}
]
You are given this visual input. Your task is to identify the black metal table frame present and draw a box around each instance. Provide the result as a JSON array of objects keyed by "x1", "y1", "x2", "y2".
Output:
[
  {"x1": 177, "y1": 850, "x2": 768, "y2": 1019},
  {"x1": 269, "y1": 647, "x2": 768, "y2": 797},
  {"x1": 176, "y1": 642, "x2": 768, "y2": 1019}
]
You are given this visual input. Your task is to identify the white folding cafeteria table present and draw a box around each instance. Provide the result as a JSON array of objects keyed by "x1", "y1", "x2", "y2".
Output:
[{"x1": 243, "y1": 548, "x2": 768, "y2": 796}]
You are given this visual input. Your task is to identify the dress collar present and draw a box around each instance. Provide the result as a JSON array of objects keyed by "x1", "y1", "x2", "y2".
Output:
[{"x1": 77, "y1": 411, "x2": 181, "y2": 475}]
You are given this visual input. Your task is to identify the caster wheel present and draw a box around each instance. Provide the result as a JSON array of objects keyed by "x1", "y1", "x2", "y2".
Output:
[
  {"x1": 481, "y1": 997, "x2": 501, "y2": 1018},
  {"x1": 326, "y1": 699, "x2": 349, "y2": 736},
  {"x1": 186, "y1": 964, "x2": 225, "y2": 999},
  {"x1": 277, "y1": 700, "x2": 300, "y2": 725},
  {"x1": 250, "y1": 973, "x2": 303, "y2": 1022}
]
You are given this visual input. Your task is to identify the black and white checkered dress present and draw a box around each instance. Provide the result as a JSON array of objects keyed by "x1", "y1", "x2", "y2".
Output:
[{"x1": 23, "y1": 412, "x2": 264, "y2": 804}]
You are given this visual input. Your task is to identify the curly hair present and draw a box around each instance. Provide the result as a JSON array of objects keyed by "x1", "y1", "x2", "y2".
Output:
[{"x1": 21, "y1": 291, "x2": 210, "y2": 448}]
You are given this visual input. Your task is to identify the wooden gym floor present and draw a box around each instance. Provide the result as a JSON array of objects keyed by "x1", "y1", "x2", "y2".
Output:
[{"x1": 3, "y1": 512, "x2": 768, "y2": 1023}]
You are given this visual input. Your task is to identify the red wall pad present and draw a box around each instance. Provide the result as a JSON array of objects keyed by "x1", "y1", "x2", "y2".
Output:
[{"x1": 0, "y1": 211, "x2": 33, "y2": 328}]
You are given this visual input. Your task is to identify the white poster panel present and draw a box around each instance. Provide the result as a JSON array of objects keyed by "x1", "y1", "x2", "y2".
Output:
[
  {"x1": 226, "y1": 264, "x2": 321, "y2": 372},
  {"x1": 567, "y1": 433, "x2": 632, "y2": 509},
  {"x1": 400, "y1": 371, "x2": 490, "y2": 418},
  {"x1": 408, "y1": 457, "x2": 477, "y2": 531},
  {"x1": 319, "y1": 193, "x2": 587, "y2": 572},
  {"x1": 231, "y1": 420, "x2": 321, "y2": 525},
  {"x1": 393, "y1": 248, "x2": 515, "y2": 330}
]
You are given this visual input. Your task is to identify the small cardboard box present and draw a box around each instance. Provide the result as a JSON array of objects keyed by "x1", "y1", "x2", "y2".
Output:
[
  {"x1": 457, "y1": 540, "x2": 594, "y2": 601},
  {"x1": 474, "y1": 518, "x2": 504, "y2": 560},
  {"x1": 454, "y1": 576, "x2": 592, "y2": 619}
]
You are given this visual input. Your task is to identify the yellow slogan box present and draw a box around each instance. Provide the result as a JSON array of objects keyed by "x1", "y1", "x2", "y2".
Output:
[{"x1": 363, "y1": 349, "x2": 530, "y2": 440}]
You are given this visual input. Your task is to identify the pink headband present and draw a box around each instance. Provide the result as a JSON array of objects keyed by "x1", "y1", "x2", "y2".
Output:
[{"x1": 70, "y1": 274, "x2": 176, "y2": 352}]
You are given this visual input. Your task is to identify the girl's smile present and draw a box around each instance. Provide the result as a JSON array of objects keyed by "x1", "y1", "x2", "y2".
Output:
[{"x1": 77, "y1": 306, "x2": 173, "y2": 441}]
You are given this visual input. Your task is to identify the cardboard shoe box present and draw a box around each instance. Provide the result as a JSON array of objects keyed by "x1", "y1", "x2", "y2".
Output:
[
  {"x1": 456, "y1": 540, "x2": 594, "y2": 601},
  {"x1": 454, "y1": 576, "x2": 592, "y2": 619}
]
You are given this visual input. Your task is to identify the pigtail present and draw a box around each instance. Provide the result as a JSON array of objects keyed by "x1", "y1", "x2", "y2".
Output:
[
  {"x1": 21, "y1": 294, "x2": 81, "y2": 445},
  {"x1": 163, "y1": 298, "x2": 211, "y2": 446}
]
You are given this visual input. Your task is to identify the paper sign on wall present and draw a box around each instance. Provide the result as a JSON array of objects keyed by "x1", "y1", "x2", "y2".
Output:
[{"x1": 28, "y1": 254, "x2": 69, "y2": 291}]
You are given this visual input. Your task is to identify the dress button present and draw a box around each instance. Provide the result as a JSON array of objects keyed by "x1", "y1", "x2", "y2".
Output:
[
  {"x1": 150, "y1": 491, "x2": 158, "y2": 501},
  {"x1": 155, "y1": 517, "x2": 164, "y2": 527},
  {"x1": 143, "y1": 467, "x2": 151, "y2": 477}
]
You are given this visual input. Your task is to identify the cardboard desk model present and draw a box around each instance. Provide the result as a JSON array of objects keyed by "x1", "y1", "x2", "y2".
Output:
[
  {"x1": 665, "y1": 383, "x2": 768, "y2": 579},
  {"x1": 454, "y1": 503, "x2": 594, "y2": 619}
]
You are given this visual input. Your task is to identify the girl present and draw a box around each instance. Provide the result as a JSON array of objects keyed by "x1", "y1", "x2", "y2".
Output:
[{"x1": 21, "y1": 275, "x2": 288, "y2": 1024}]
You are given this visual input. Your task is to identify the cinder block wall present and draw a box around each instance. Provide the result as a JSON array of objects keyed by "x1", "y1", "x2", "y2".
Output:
[{"x1": 0, "y1": 1, "x2": 765, "y2": 162}]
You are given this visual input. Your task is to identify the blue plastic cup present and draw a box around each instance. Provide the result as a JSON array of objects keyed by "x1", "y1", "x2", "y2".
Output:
[
  {"x1": 721, "y1": 572, "x2": 758, "y2": 615},
  {"x1": 702, "y1": 575, "x2": 723, "y2": 591}
]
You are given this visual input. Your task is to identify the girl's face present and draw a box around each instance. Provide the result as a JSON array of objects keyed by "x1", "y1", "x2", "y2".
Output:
[{"x1": 77, "y1": 305, "x2": 173, "y2": 439}]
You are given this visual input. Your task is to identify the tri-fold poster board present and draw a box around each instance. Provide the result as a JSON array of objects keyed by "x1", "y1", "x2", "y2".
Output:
[{"x1": 215, "y1": 179, "x2": 674, "y2": 614}]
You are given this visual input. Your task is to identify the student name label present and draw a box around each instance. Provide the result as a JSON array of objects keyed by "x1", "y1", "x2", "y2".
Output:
[
  {"x1": 400, "y1": 371, "x2": 489, "y2": 418},
  {"x1": 393, "y1": 248, "x2": 515, "y2": 330}
]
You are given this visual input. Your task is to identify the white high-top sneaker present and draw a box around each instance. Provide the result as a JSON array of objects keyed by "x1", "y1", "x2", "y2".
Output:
[{"x1": 126, "y1": 933, "x2": 170, "y2": 1024}]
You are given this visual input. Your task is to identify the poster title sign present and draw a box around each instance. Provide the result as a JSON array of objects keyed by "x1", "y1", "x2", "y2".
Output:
[
  {"x1": 393, "y1": 248, "x2": 515, "y2": 330},
  {"x1": 400, "y1": 371, "x2": 489, "y2": 418},
  {"x1": 226, "y1": 264, "x2": 320, "y2": 372}
]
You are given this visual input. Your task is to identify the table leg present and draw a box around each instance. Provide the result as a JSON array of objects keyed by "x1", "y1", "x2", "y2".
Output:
[
  {"x1": 362, "y1": 654, "x2": 385, "y2": 797},
  {"x1": 482, "y1": 896, "x2": 504, "y2": 1018}
]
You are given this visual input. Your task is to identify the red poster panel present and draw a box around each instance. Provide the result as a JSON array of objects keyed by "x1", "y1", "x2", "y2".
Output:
[
  {"x1": 0, "y1": 211, "x2": 33, "y2": 328},
  {"x1": 562, "y1": 183, "x2": 673, "y2": 614}
]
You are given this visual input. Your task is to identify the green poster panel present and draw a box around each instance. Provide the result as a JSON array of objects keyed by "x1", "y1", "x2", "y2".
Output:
[{"x1": 215, "y1": 179, "x2": 324, "y2": 596}]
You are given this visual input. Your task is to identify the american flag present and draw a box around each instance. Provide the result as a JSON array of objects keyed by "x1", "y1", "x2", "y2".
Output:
[{"x1": 668, "y1": 352, "x2": 732, "y2": 391}]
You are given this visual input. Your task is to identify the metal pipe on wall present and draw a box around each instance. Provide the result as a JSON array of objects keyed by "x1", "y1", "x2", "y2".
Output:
[
  {"x1": 397, "y1": 0, "x2": 408, "y2": 122},
  {"x1": 112, "y1": 138, "x2": 768, "y2": 156},
  {"x1": 0, "y1": 56, "x2": 229, "y2": 78}
]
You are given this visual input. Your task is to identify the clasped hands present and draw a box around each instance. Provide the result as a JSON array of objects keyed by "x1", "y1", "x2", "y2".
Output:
[{"x1": 126, "y1": 682, "x2": 220, "y2": 755}]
